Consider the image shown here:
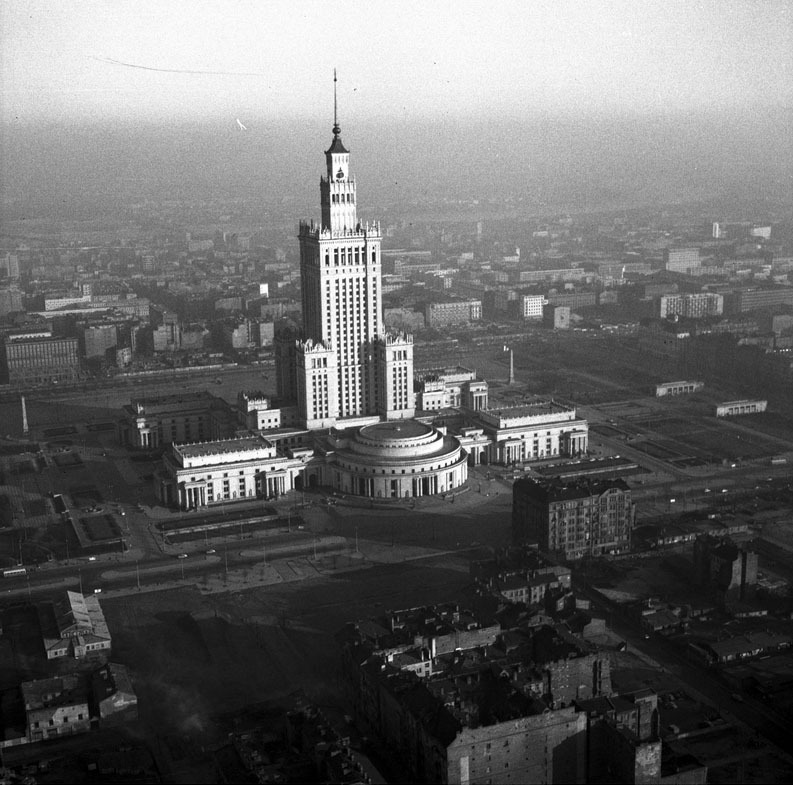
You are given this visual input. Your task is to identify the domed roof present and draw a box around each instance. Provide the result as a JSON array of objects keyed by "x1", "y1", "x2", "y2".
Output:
[{"x1": 358, "y1": 420, "x2": 433, "y2": 443}]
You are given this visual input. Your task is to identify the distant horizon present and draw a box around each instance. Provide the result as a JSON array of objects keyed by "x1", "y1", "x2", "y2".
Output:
[
  {"x1": 3, "y1": 1, "x2": 792, "y2": 124},
  {"x1": 3, "y1": 102, "x2": 792, "y2": 130},
  {"x1": 3, "y1": 107, "x2": 791, "y2": 216}
]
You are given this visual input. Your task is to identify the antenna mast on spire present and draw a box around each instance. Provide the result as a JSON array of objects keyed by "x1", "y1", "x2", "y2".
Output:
[{"x1": 333, "y1": 69, "x2": 340, "y2": 136}]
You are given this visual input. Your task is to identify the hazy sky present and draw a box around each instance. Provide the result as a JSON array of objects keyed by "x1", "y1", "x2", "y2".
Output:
[{"x1": 2, "y1": 0, "x2": 792, "y2": 125}]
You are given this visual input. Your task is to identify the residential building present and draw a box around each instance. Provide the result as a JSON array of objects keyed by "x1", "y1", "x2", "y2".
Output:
[
  {"x1": 545, "y1": 291, "x2": 596, "y2": 310},
  {"x1": 659, "y1": 293, "x2": 723, "y2": 319},
  {"x1": 21, "y1": 675, "x2": 91, "y2": 743},
  {"x1": 91, "y1": 663, "x2": 138, "y2": 724},
  {"x1": 425, "y1": 299, "x2": 482, "y2": 328},
  {"x1": 520, "y1": 294, "x2": 545, "y2": 321},
  {"x1": 341, "y1": 608, "x2": 611, "y2": 783},
  {"x1": 512, "y1": 477, "x2": 634, "y2": 560},
  {"x1": 729, "y1": 287, "x2": 793, "y2": 313}
]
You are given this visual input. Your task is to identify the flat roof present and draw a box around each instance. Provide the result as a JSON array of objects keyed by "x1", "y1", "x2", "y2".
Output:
[{"x1": 176, "y1": 435, "x2": 272, "y2": 457}]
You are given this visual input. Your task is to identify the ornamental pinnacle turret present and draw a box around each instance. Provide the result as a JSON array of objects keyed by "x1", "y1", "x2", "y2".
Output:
[
  {"x1": 320, "y1": 70, "x2": 356, "y2": 233},
  {"x1": 291, "y1": 72, "x2": 414, "y2": 428}
]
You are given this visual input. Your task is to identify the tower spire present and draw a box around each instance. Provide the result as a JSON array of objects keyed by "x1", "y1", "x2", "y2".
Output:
[{"x1": 333, "y1": 69, "x2": 340, "y2": 137}]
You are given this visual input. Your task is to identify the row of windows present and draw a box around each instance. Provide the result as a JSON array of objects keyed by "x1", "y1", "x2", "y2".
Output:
[{"x1": 33, "y1": 712, "x2": 85, "y2": 728}]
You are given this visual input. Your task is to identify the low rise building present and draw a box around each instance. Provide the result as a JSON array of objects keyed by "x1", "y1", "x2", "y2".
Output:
[
  {"x1": 21, "y1": 675, "x2": 91, "y2": 743},
  {"x1": 655, "y1": 380, "x2": 704, "y2": 397},
  {"x1": 91, "y1": 663, "x2": 138, "y2": 724},
  {"x1": 472, "y1": 402, "x2": 588, "y2": 465},
  {"x1": 159, "y1": 434, "x2": 310, "y2": 509},
  {"x1": 715, "y1": 399, "x2": 767, "y2": 417},
  {"x1": 39, "y1": 591, "x2": 111, "y2": 660}
]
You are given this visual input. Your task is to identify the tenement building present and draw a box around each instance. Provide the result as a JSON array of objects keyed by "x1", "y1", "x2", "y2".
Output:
[
  {"x1": 512, "y1": 477, "x2": 634, "y2": 560},
  {"x1": 340, "y1": 606, "x2": 611, "y2": 783}
]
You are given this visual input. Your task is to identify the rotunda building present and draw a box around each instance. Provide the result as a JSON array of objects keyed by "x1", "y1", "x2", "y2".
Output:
[{"x1": 323, "y1": 420, "x2": 467, "y2": 498}]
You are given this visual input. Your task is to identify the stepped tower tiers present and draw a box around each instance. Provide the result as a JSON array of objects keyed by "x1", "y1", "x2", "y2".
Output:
[{"x1": 297, "y1": 72, "x2": 413, "y2": 423}]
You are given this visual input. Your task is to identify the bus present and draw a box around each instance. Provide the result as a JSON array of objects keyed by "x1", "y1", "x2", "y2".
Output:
[{"x1": 2, "y1": 567, "x2": 27, "y2": 578}]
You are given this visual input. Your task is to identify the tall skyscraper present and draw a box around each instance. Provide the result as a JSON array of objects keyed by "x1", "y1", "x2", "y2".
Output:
[{"x1": 293, "y1": 74, "x2": 414, "y2": 428}]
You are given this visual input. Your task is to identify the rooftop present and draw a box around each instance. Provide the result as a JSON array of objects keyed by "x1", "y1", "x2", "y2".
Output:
[{"x1": 175, "y1": 434, "x2": 273, "y2": 458}]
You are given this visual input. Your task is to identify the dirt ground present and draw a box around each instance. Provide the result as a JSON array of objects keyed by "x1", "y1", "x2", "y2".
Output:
[{"x1": 101, "y1": 553, "x2": 474, "y2": 746}]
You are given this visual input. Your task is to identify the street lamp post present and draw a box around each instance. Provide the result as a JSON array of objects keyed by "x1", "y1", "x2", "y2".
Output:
[{"x1": 135, "y1": 560, "x2": 141, "y2": 590}]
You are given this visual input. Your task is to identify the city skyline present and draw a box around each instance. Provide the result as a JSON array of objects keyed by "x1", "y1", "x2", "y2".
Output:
[{"x1": 2, "y1": 0, "x2": 792, "y2": 125}]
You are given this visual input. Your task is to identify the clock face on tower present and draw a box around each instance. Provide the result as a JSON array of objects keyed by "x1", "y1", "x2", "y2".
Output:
[{"x1": 336, "y1": 168, "x2": 344, "y2": 180}]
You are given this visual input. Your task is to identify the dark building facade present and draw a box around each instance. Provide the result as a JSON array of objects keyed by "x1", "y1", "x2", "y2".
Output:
[
  {"x1": 512, "y1": 477, "x2": 634, "y2": 560},
  {"x1": 693, "y1": 535, "x2": 758, "y2": 605}
]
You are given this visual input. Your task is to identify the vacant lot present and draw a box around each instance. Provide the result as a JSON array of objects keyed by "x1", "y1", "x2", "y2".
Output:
[{"x1": 103, "y1": 555, "x2": 473, "y2": 744}]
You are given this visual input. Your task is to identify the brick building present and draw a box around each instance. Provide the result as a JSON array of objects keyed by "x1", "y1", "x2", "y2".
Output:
[{"x1": 512, "y1": 477, "x2": 634, "y2": 560}]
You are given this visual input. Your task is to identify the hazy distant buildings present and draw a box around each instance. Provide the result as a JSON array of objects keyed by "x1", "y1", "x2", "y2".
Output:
[
  {"x1": 638, "y1": 320, "x2": 692, "y2": 360},
  {"x1": 512, "y1": 477, "x2": 634, "y2": 559},
  {"x1": 151, "y1": 306, "x2": 181, "y2": 352},
  {"x1": 0, "y1": 253, "x2": 20, "y2": 280},
  {"x1": 659, "y1": 293, "x2": 723, "y2": 319},
  {"x1": 425, "y1": 298, "x2": 482, "y2": 327},
  {"x1": 520, "y1": 294, "x2": 545, "y2": 321},
  {"x1": 81, "y1": 324, "x2": 117, "y2": 360},
  {"x1": 728, "y1": 287, "x2": 793, "y2": 313},
  {"x1": 0, "y1": 287, "x2": 24, "y2": 316},
  {"x1": 664, "y1": 247, "x2": 701, "y2": 274},
  {"x1": 545, "y1": 291, "x2": 596, "y2": 310},
  {"x1": 545, "y1": 305, "x2": 571, "y2": 329}
]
